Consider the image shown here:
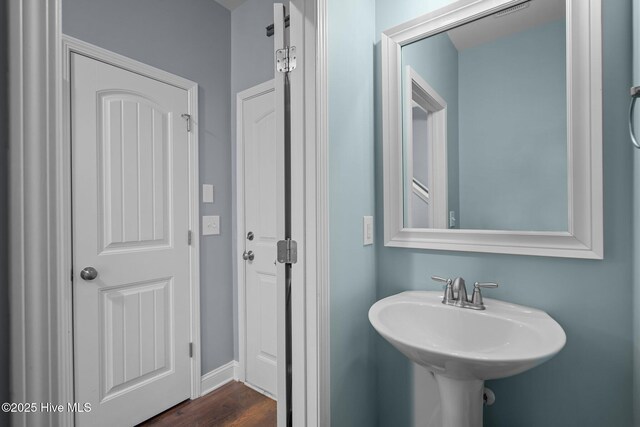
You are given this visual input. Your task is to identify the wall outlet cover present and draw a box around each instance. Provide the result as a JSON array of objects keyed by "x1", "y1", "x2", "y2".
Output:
[{"x1": 202, "y1": 215, "x2": 220, "y2": 235}]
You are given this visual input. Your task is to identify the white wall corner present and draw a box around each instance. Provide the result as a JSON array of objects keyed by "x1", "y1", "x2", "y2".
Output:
[{"x1": 200, "y1": 361, "x2": 240, "y2": 397}]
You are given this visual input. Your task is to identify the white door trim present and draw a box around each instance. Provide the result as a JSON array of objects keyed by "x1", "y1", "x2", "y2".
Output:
[
  {"x1": 235, "y1": 79, "x2": 276, "y2": 384},
  {"x1": 9, "y1": 1, "x2": 65, "y2": 425},
  {"x1": 273, "y1": 7, "x2": 288, "y2": 426},
  {"x1": 314, "y1": 1, "x2": 331, "y2": 423},
  {"x1": 314, "y1": 0, "x2": 331, "y2": 423},
  {"x1": 289, "y1": 0, "x2": 330, "y2": 425},
  {"x1": 404, "y1": 65, "x2": 448, "y2": 229},
  {"x1": 61, "y1": 35, "x2": 202, "y2": 402}
]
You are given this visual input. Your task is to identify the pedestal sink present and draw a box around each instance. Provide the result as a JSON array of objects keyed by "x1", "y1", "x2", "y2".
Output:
[{"x1": 369, "y1": 291, "x2": 566, "y2": 427}]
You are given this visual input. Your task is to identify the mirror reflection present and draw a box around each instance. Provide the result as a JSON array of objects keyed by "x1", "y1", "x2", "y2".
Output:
[{"x1": 401, "y1": 0, "x2": 568, "y2": 231}]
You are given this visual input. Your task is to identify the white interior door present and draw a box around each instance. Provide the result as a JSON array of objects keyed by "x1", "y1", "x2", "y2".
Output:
[
  {"x1": 241, "y1": 80, "x2": 278, "y2": 397},
  {"x1": 71, "y1": 52, "x2": 193, "y2": 427}
]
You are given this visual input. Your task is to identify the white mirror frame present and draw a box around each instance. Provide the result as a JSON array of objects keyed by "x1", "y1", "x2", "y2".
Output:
[{"x1": 381, "y1": 0, "x2": 603, "y2": 259}]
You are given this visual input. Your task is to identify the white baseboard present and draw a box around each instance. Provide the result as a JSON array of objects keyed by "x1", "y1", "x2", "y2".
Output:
[
  {"x1": 243, "y1": 380, "x2": 277, "y2": 401},
  {"x1": 200, "y1": 360, "x2": 239, "y2": 397}
]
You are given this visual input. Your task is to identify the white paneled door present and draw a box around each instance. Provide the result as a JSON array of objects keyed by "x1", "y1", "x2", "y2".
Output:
[
  {"x1": 241, "y1": 81, "x2": 279, "y2": 397},
  {"x1": 71, "y1": 53, "x2": 192, "y2": 426}
]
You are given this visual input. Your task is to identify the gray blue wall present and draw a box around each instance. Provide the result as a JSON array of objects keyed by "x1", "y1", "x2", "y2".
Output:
[
  {"x1": 458, "y1": 20, "x2": 567, "y2": 231},
  {"x1": 328, "y1": 0, "x2": 378, "y2": 425},
  {"x1": 0, "y1": 0, "x2": 9, "y2": 425},
  {"x1": 373, "y1": 1, "x2": 633, "y2": 426},
  {"x1": 231, "y1": 0, "x2": 279, "y2": 96},
  {"x1": 61, "y1": 0, "x2": 234, "y2": 374}
]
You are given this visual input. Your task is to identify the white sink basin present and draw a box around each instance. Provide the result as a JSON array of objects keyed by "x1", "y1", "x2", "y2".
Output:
[
  {"x1": 369, "y1": 291, "x2": 566, "y2": 427},
  {"x1": 369, "y1": 291, "x2": 566, "y2": 380}
]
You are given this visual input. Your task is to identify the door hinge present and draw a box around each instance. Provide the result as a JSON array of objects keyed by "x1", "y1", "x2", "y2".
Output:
[
  {"x1": 188, "y1": 230, "x2": 193, "y2": 245},
  {"x1": 70, "y1": 268, "x2": 74, "y2": 283},
  {"x1": 189, "y1": 342, "x2": 193, "y2": 358},
  {"x1": 276, "y1": 46, "x2": 297, "y2": 73},
  {"x1": 277, "y1": 239, "x2": 297, "y2": 264},
  {"x1": 181, "y1": 113, "x2": 192, "y2": 132}
]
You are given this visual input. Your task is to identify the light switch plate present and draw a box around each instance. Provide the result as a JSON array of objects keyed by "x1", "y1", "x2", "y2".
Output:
[
  {"x1": 202, "y1": 215, "x2": 220, "y2": 235},
  {"x1": 203, "y1": 184, "x2": 214, "y2": 203},
  {"x1": 363, "y1": 216, "x2": 374, "y2": 245}
]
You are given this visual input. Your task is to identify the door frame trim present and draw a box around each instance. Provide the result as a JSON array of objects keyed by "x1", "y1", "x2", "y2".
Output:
[
  {"x1": 62, "y1": 35, "x2": 202, "y2": 405},
  {"x1": 235, "y1": 78, "x2": 276, "y2": 385},
  {"x1": 8, "y1": 1, "x2": 65, "y2": 425},
  {"x1": 289, "y1": 0, "x2": 330, "y2": 425}
]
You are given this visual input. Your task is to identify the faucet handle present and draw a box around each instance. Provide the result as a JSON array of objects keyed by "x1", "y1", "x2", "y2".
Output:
[
  {"x1": 471, "y1": 282, "x2": 498, "y2": 307},
  {"x1": 431, "y1": 276, "x2": 451, "y2": 284},
  {"x1": 474, "y1": 282, "x2": 498, "y2": 289}
]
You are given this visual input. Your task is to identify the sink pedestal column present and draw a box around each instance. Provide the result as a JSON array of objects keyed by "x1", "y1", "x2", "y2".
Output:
[{"x1": 434, "y1": 374, "x2": 484, "y2": 427}]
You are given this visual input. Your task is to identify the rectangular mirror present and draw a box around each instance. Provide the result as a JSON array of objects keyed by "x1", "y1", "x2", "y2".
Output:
[{"x1": 382, "y1": 0, "x2": 603, "y2": 258}]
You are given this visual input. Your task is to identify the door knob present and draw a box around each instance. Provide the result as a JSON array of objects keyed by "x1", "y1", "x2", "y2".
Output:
[
  {"x1": 80, "y1": 267, "x2": 98, "y2": 281},
  {"x1": 242, "y1": 251, "x2": 255, "y2": 261}
]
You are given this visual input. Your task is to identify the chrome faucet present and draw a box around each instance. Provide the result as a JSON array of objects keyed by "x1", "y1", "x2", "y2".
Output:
[{"x1": 431, "y1": 276, "x2": 498, "y2": 310}]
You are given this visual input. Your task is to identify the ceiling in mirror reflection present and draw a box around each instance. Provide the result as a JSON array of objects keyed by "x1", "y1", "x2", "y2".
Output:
[{"x1": 446, "y1": 0, "x2": 565, "y2": 51}]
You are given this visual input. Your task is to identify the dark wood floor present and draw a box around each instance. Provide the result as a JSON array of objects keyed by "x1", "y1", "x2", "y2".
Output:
[{"x1": 139, "y1": 381, "x2": 276, "y2": 427}]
